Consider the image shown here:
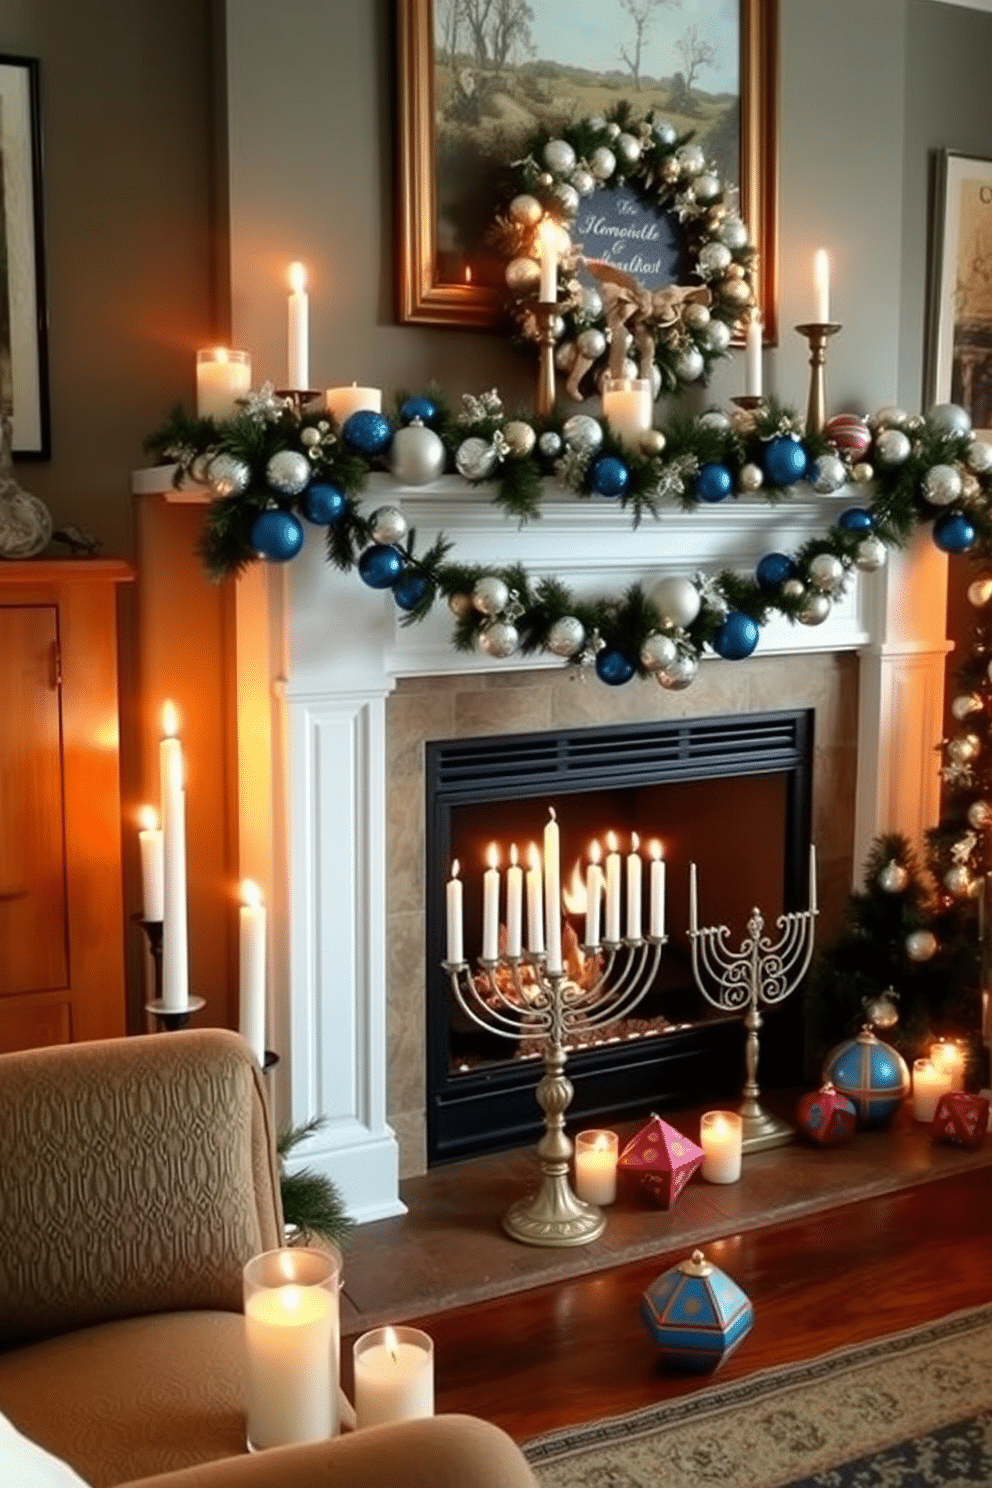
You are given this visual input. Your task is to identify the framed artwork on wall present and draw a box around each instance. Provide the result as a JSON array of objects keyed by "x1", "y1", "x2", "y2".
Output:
[
  {"x1": 396, "y1": 0, "x2": 778, "y2": 342},
  {"x1": 0, "y1": 55, "x2": 50, "y2": 459},
  {"x1": 926, "y1": 150, "x2": 992, "y2": 436}
]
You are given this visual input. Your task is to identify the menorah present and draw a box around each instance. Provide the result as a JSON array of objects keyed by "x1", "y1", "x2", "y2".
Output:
[
  {"x1": 442, "y1": 935, "x2": 664, "y2": 1247},
  {"x1": 687, "y1": 848, "x2": 818, "y2": 1152}
]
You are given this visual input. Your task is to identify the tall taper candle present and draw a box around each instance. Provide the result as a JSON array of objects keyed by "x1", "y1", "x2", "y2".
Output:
[
  {"x1": 482, "y1": 844, "x2": 500, "y2": 962},
  {"x1": 160, "y1": 702, "x2": 189, "y2": 1010},
  {"x1": 239, "y1": 879, "x2": 266, "y2": 1064},
  {"x1": 585, "y1": 841, "x2": 603, "y2": 948},
  {"x1": 544, "y1": 809, "x2": 562, "y2": 975},
  {"x1": 526, "y1": 843, "x2": 545, "y2": 955},
  {"x1": 744, "y1": 311, "x2": 762, "y2": 397},
  {"x1": 626, "y1": 832, "x2": 642, "y2": 940},
  {"x1": 809, "y1": 842, "x2": 818, "y2": 913},
  {"x1": 649, "y1": 841, "x2": 665, "y2": 939},
  {"x1": 506, "y1": 844, "x2": 523, "y2": 959},
  {"x1": 604, "y1": 832, "x2": 621, "y2": 943},
  {"x1": 689, "y1": 861, "x2": 698, "y2": 933},
  {"x1": 813, "y1": 248, "x2": 830, "y2": 323},
  {"x1": 446, "y1": 860, "x2": 463, "y2": 964},
  {"x1": 287, "y1": 261, "x2": 309, "y2": 391},
  {"x1": 538, "y1": 218, "x2": 558, "y2": 303},
  {"x1": 138, "y1": 805, "x2": 164, "y2": 922}
]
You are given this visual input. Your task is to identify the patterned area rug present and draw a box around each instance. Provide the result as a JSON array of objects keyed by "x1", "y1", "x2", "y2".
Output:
[{"x1": 524, "y1": 1303, "x2": 992, "y2": 1488}]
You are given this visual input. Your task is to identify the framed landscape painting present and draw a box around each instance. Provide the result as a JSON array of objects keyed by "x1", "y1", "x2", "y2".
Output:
[
  {"x1": 926, "y1": 151, "x2": 992, "y2": 436},
  {"x1": 396, "y1": 0, "x2": 778, "y2": 340},
  {"x1": 0, "y1": 55, "x2": 49, "y2": 458}
]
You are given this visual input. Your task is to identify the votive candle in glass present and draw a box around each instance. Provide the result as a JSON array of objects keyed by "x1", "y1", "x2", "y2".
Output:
[
  {"x1": 353, "y1": 1326, "x2": 434, "y2": 1429},
  {"x1": 243, "y1": 1246, "x2": 340, "y2": 1451},
  {"x1": 601, "y1": 375, "x2": 652, "y2": 450},
  {"x1": 912, "y1": 1058, "x2": 952, "y2": 1122},
  {"x1": 196, "y1": 348, "x2": 251, "y2": 421},
  {"x1": 929, "y1": 1039, "x2": 965, "y2": 1092},
  {"x1": 700, "y1": 1110, "x2": 743, "y2": 1183},
  {"x1": 574, "y1": 1129, "x2": 619, "y2": 1205}
]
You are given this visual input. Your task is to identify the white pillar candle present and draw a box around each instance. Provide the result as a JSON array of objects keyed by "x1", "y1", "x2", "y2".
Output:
[
  {"x1": 353, "y1": 1326, "x2": 434, "y2": 1430},
  {"x1": 239, "y1": 879, "x2": 266, "y2": 1065},
  {"x1": 689, "y1": 861, "x2": 698, "y2": 932},
  {"x1": 446, "y1": 859, "x2": 463, "y2": 964},
  {"x1": 649, "y1": 841, "x2": 666, "y2": 938},
  {"x1": 809, "y1": 842, "x2": 818, "y2": 913},
  {"x1": 138, "y1": 805, "x2": 164, "y2": 922},
  {"x1": 537, "y1": 218, "x2": 558, "y2": 302},
  {"x1": 526, "y1": 842, "x2": 545, "y2": 955},
  {"x1": 324, "y1": 383, "x2": 382, "y2": 424},
  {"x1": 160, "y1": 702, "x2": 189, "y2": 1011},
  {"x1": 929, "y1": 1041, "x2": 965, "y2": 1093},
  {"x1": 604, "y1": 832, "x2": 621, "y2": 943},
  {"x1": 601, "y1": 377, "x2": 653, "y2": 450},
  {"x1": 912, "y1": 1058, "x2": 952, "y2": 1121},
  {"x1": 544, "y1": 809, "x2": 562, "y2": 975},
  {"x1": 482, "y1": 843, "x2": 500, "y2": 962},
  {"x1": 700, "y1": 1110, "x2": 743, "y2": 1183},
  {"x1": 744, "y1": 313, "x2": 762, "y2": 397},
  {"x1": 287, "y1": 261, "x2": 309, "y2": 390},
  {"x1": 196, "y1": 347, "x2": 251, "y2": 421},
  {"x1": 584, "y1": 841, "x2": 603, "y2": 948},
  {"x1": 574, "y1": 1129, "x2": 618, "y2": 1205},
  {"x1": 244, "y1": 1247, "x2": 340, "y2": 1451},
  {"x1": 813, "y1": 248, "x2": 830, "y2": 323},
  {"x1": 506, "y1": 844, "x2": 523, "y2": 958},
  {"x1": 626, "y1": 832, "x2": 642, "y2": 941}
]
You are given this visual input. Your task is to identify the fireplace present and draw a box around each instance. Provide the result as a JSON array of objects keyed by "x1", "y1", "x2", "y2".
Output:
[{"x1": 425, "y1": 710, "x2": 814, "y2": 1162}]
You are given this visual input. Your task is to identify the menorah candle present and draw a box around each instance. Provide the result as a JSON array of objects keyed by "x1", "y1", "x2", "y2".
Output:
[
  {"x1": 506, "y1": 845, "x2": 523, "y2": 958},
  {"x1": 544, "y1": 809, "x2": 562, "y2": 975},
  {"x1": 574, "y1": 1130, "x2": 618, "y2": 1205},
  {"x1": 626, "y1": 833, "x2": 642, "y2": 940},
  {"x1": 446, "y1": 861, "x2": 463, "y2": 963},
  {"x1": 482, "y1": 844, "x2": 500, "y2": 962},
  {"x1": 585, "y1": 841, "x2": 603, "y2": 947},
  {"x1": 689, "y1": 861, "x2": 699, "y2": 931},
  {"x1": 913, "y1": 1058, "x2": 951, "y2": 1121},
  {"x1": 605, "y1": 832, "x2": 622, "y2": 943},
  {"x1": 808, "y1": 842, "x2": 818, "y2": 912},
  {"x1": 526, "y1": 843, "x2": 544, "y2": 955},
  {"x1": 700, "y1": 1111, "x2": 742, "y2": 1183},
  {"x1": 929, "y1": 1040, "x2": 965, "y2": 1092},
  {"x1": 649, "y1": 841, "x2": 665, "y2": 938}
]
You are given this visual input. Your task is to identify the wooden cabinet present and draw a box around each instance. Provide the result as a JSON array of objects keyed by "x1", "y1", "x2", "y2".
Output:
[{"x1": 0, "y1": 560, "x2": 133, "y2": 1051}]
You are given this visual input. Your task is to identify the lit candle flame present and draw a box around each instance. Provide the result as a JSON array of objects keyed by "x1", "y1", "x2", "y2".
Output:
[
  {"x1": 138, "y1": 804, "x2": 159, "y2": 832},
  {"x1": 538, "y1": 217, "x2": 558, "y2": 258},
  {"x1": 594, "y1": 1132, "x2": 611, "y2": 1153},
  {"x1": 631, "y1": 831, "x2": 640, "y2": 852},
  {"x1": 527, "y1": 843, "x2": 540, "y2": 871},
  {"x1": 383, "y1": 1325, "x2": 399, "y2": 1362},
  {"x1": 548, "y1": 806, "x2": 557, "y2": 824},
  {"x1": 589, "y1": 839, "x2": 602, "y2": 864},
  {"x1": 649, "y1": 839, "x2": 663, "y2": 861},
  {"x1": 606, "y1": 831, "x2": 619, "y2": 853},
  {"x1": 510, "y1": 843, "x2": 519, "y2": 867},
  {"x1": 451, "y1": 859, "x2": 460, "y2": 879},
  {"x1": 561, "y1": 860, "x2": 588, "y2": 916},
  {"x1": 465, "y1": 264, "x2": 473, "y2": 284},
  {"x1": 241, "y1": 878, "x2": 262, "y2": 909},
  {"x1": 486, "y1": 842, "x2": 499, "y2": 870},
  {"x1": 278, "y1": 1250, "x2": 296, "y2": 1280},
  {"x1": 161, "y1": 700, "x2": 179, "y2": 737},
  {"x1": 288, "y1": 260, "x2": 307, "y2": 293},
  {"x1": 212, "y1": 346, "x2": 229, "y2": 363}
]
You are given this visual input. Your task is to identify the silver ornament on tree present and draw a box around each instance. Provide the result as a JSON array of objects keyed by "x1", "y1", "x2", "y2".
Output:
[
  {"x1": 674, "y1": 347, "x2": 705, "y2": 382},
  {"x1": 590, "y1": 146, "x2": 616, "y2": 180},
  {"x1": 640, "y1": 429, "x2": 666, "y2": 457},
  {"x1": 905, "y1": 929, "x2": 938, "y2": 963},
  {"x1": 922, "y1": 463, "x2": 963, "y2": 506},
  {"x1": 855, "y1": 536, "x2": 887, "y2": 572},
  {"x1": 472, "y1": 575, "x2": 510, "y2": 615},
  {"x1": 505, "y1": 257, "x2": 541, "y2": 294},
  {"x1": 953, "y1": 692, "x2": 983, "y2": 720},
  {"x1": 926, "y1": 402, "x2": 971, "y2": 436},
  {"x1": 538, "y1": 431, "x2": 563, "y2": 459},
  {"x1": 388, "y1": 419, "x2": 446, "y2": 485},
  {"x1": 947, "y1": 732, "x2": 981, "y2": 764},
  {"x1": 509, "y1": 193, "x2": 542, "y2": 225},
  {"x1": 878, "y1": 859, "x2": 909, "y2": 894},
  {"x1": 966, "y1": 440, "x2": 992, "y2": 473},
  {"x1": 875, "y1": 428, "x2": 911, "y2": 465},
  {"x1": 370, "y1": 505, "x2": 408, "y2": 545},
  {"x1": 811, "y1": 454, "x2": 846, "y2": 493},
  {"x1": 562, "y1": 414, "x2": 604, "y2": 453},
  {"x1": 657, "y1": 650, "x2": 699, "y2": 691},
  {"x1": 968, "y1": 577, "x2": 992, "y2": 607},
  {"x1": 967, "y1": 798, "x2": 992, "y2": 829},
  {"x1": 478, "y1": 618, "x2": 520, "y2": 658},
  {"x1": 640, "y1": 632, "x2": 678, "y2": 672},
  {"x1": 944, "y1": 864, "x2": 973, "y2": 897},
  {"x1": 456, "y1": 438, "x2": 499, "y2": 481},
  {"x1": 266, "y1": 449, "x2": 311, "y2": 496},
  {"x1": 546, "y1": 616, "x2": 585, "y2": 658},
  {"x1": 863, "y1": 988, "x2": 900, "y2": 1030},
  {"x1": 208, "y1": 452, "x2": 252, "y2": 497},
  {"x1": 739, "y1": 462, "x2": 764, "y2": 493},
  {"x1": 808, "y1": 553, "x2": 845, "y2": 592},
  {"x1": 797, "y1": 593, "x2": 831, "y2": 626},
  {"x1": 543, "y1": 138, "x2": 576, "y2": 174}
]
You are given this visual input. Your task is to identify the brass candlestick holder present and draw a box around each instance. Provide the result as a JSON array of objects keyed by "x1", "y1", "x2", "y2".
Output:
[
  {"x1": 731, "y1": 395, "x2": 765, "y2": 412},
  {"x1": 534, "y1": 302, "x2": 558, "y2": 417},
  {"x1": 794, "y1": 323, "x2": 841, "y2": 434}
]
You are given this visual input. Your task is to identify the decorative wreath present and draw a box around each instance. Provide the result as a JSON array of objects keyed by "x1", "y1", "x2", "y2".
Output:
[
  {"x1": 145, "y1": 387, "x2": 992, "y2": 692},
  {"x1": 486, "y1": 101, "x2": 756, "y2": 398}
]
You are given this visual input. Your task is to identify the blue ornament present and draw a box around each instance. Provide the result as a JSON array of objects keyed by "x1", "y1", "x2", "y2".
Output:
[
  {"x1": 838, "y1": 507, "x2": 873, "y2": 533},
  {"x1": 641, "y1": 1250, "x2": 754, "y2": 1373},
  {"x1": 763, "y1": 435, "x2": 808, "y2": 487},
  {"x1": 713, "y1": 610, "x2": 760, "y2": 660},
  {"x1": 343, "y1": 409, "x2": 393, "y2": 457},
  {"x1": 595, "y1": 647, "x2": 636, "y2": 686},
  {"x1": 358, "y1": 543, "x2": 404, "y2": 589},
  {"x1": 589, "y1": 455, "x2": 630, "y2": 497},
  {"x1": 822, "y1": 1028, "x2": 910, "y2": 1129},
  {"x1": 933, "y1": 510, "x2": 976, "y2": 553},
  {"x1": 755, "y1": 552, "x2": 797, "y2": 592},
  {"x1": 695, "y1": 462, "x2": 733, "y2": 503},
  {"x1": 399, "y1": 396, "x2": 438, "y2": 425},
  {"x1": 301, "y1": 482, "x2": 346, "y2": 526},
  {"x1": 250, "y1": 508, "x2": 304, "y2": 562},
  {"x1": 393, "y1": 571, "x2": 432, "y2": 611}
]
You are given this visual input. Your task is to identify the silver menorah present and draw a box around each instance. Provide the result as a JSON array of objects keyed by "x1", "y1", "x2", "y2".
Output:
[
  {"x1": 687, "y1": 847, "x2": 818, "y2": 1152},
  {"x1": 443, "y1": 935, "x2": 664, "y2": 1247}
]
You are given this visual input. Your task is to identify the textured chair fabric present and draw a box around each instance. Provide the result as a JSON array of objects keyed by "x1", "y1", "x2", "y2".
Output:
[{"x1": 0, "y1": 1029, "x2": 282, "y2": 1348}]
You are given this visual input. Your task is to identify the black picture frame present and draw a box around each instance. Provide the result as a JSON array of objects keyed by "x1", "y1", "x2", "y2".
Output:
[{"x1": 0, "y1": 54, "x2": 50, "y2": 459}]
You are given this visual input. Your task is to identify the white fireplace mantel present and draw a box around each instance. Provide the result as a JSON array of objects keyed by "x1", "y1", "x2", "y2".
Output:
[{"x1": 138, "y1": 469, "x2": 950, "y2": 1222}]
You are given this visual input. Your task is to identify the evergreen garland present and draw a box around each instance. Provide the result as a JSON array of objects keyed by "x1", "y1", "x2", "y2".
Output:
[{"x1": 277, "y1": 1116, "x2": 354, "y2": 1249}]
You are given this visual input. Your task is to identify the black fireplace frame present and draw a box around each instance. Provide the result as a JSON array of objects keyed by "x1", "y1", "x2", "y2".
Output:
[{"x1": 424, "y1": 709, "x2": 814, "y2": 1165}]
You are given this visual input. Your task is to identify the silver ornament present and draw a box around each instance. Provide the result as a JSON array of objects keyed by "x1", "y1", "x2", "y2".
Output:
[
  {"x1": 878, "y1": 859, "x2": 909, "y2": 893},
  {"x1": 190, "y1": 452, "x2": 213, "y2": 484},
  {"x1": 698, "y1": 241, "x2": 732, "y2": 277},
  {"x1": 703, "y1": 318, "x2": 732, "y2": 353},
  {"x1": 698, "y1": 409, "x2": 732, "y2": 433},
  {"x1": 657, "y1": 650, "x2": 699, "y2": 690},
  {"x1": 947, "y1": 732, "x2": 980, "y2": 764},
  {"x1": 575, "y1": 327, "x2": 607, "y2": 360},
  {"x1": 694, "y1": 172, "x2": 720, "y2": 200},
  {"x1": 676, "y1": 143, "x2": 705, "y2": 174},
  {"x1": 674, "y1": 347, "x2": 705, "y2": 382},
  {"x1": 448, "y1": 592, "x2": 473, "y2": 618},
  {"x1": 472, "y1": 575, "x2": 510, "y2": 615},
  {"x1": 811, "y1": 454, "x2": 846, "y2": 493},
  {"x1": 502, "y1": 420, "x2": 536, "y2": 457},
  {"x1": 538, "y1": 430, "x2": 563, "y2": 458},
  {"x1": 926, "y1": 402, "x2": 971, "y2": 436},
  {"x1": 968, "y1": 577, "x2": 992, "y2": 607},
  {"x1": 388, "y1": 420, "x2": 446, "y2": 485},
  {"x1": 555, "y1": 340, "x2": 578, "y2": 372},
  {"x1": 554, "y1": 181, "x2": 579, "y2": 214},
  {"x1": 852, "y1": 461, "x2": 874, "y2": 484},
  {"x1": 572, "y1": 168, "x2": 596, "y2": 197},
  {"x1": 550, "y1": 314, "x2": 566, "y2": 341},
  {"x1": 875, "y1": 428, "x2": 911, "y2": 465},
  {"x1": 579, "y1": 285, "x2": 604, "y2": 319},
  {"x1": 370, "y1": 504, "x2": 408, "y2": 544},
  {"x1": 654, "y1": 121, "x2": 677, "y2": 145},
  {"x1": 967, "y1": 439, "x2": 992, "y2": 473},
  {"x1": 782, "y1": 578, "x2": 805, "y2": 600},
  {"x1": 967, "y1": 798, "x2": 992, "y2": 829},
  {"x1": 863, "y1": 990, "x2": 900, "y2": 1029},
  {"x1": 945, "y1": 864, "x2": 973, "y2": 897},
  {"x1": 543, "y1": 138, "x2": 576, "y2": 174},
  {"x1": 509, "y1": 193, "x2": 542, "y2": 225},
  {"x1": 640, "y1": 429, "x2": 667, "y2": 457},
  {"x1": 798, "y1": 593, "x2": 831, "y2": 626},
  {"x1": 478, "y1": 618, "x2": 520, "y2": 658},
  {"x1": 809, "y1": 552, "x2": 845, "y2": 592},
  {"x1": 922, "y1": 463, "x2": 963, "y2": 506},
  {"x1": 640, "y1": 632, "x2": 678, "y2": 672},
  {"x1": 266, "y1": 450, "x2": 311, "y2": 496},
  {"x1": 590, "y1": 146, "x2": 616, "y2": 180},
  {"x1": 300, "y1": 426, "x2": 321, "y2": 448},
  {"x1": 605, "y1": 121, "x2": 621, "y2": 140},
  {"x1": 537, "y1": 171, "x2": 553, "y2": 187},
  {"x1": 739, "y1": 462, "x2": 764, "y2": 493},
  {"x1": 683, "y1": 302, "x2": 711, "y2": 331},
  {"x1": 650, "y1": 575, "x2": 701, "y2": 628},
  {"x1": 952, "y1": 692, "x2": 983, "y2": 721},
  {"x1": 616, "y1": 132, "x2": 641, "y2": 165},
  {"x1": 905, "y1": 929, "x2": 938, "y2": 963},
  {"x1": 505, "y1": 256, "x2": 541, "y2": 293},
  {"x1": 722, "y1": 279, "x2": 753, "y2": 307},
  {"x1": 208, "y1": 453, "x2": 251, "y2": 497},
  {"x1": 562, "y1": 414, "x2": 604, "y2": 454},
  {"x1": 720, "y1": 217, "x2": 749, "y2": 250},
  {"x1": 855, "y1": 536, "x2": 887, "y2": 572},
  {"x1": 547, "y1": 616, "x2": 585, "y2": 657},
  {"x1": 872, "y1": 405, "x2": 909, "y2": 429},
  {"x1": 455, "y1": 438, "x2": 498, "y2": 480}
]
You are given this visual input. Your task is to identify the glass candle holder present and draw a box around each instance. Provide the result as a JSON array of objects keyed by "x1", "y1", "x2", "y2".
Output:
[
  {"x1": 929, "y1": 1039, "x2": 966, "y2": 1092},
  {"x1": 699, "y1": 1110, "x2": 743, "y2": 1183},
  {"x1": 196, "y1": 348, "x2": 251, "y2": 421},
  {"x1": 243, "y1": 1246, "x2": 340, "y2": 1452},
  {"x1": 353, "y1": 1325, "x2": 434, "y2": 1429},
  {"x1": 912, "y1": 1058, "x2": 952, "y2": 1122},
  {"x1": 574, "y1": 1129, "x2": 619, "y2": 1205},
  {"x1": 601, "y1": 375, "x2": 653, "y2": 451}
]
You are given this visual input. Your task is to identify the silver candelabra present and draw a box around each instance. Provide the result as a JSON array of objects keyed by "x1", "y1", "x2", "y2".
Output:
[
  {"x1": 687, "y1": 847, "x2": 818, "y2": 1152},
  {"x1": 443, "y1": 935, "x2": 664, "y2": 1247}
]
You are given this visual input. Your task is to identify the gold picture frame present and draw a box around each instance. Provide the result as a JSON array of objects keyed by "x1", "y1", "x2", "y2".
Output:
[
  {"x1": 396, "y1": 0, "x2": 778, "y2": 342},
  {"x1": 925, "y1": 150, "x2": 992, "y2": 435}
]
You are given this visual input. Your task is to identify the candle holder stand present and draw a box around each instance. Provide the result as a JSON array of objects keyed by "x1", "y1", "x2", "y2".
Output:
[
  {"x1": 443, "y1": 935, "x2": 664, "y2": 1247},
  {"x1": 731, "y1": 395, "x2": 765, "y2": 413},
  {"x1": 534, "y1": 302, "x2": 558, "y2": 418},
  {"x1": 275, "y1": 389, "x2": 324, "y2": 416},
  {"x1": 794, "y1": 322, "x2": 841, "y2": 435},
  {"x1": 133, "y1": 913, "x2": 207, "y2": 1030},
  {"x1": 688, "y1": 880, "x2": 818, "y2": 1153}
]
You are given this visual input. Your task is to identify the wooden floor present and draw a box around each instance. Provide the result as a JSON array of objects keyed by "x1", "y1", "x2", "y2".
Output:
[{"x1": 342, "y1": 1164, "x2": 992, "y2": 1444}]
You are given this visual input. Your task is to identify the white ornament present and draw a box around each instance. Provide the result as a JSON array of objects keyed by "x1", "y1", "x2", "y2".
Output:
[
  {"x1": 855, "y1": 535, "x2": 887, "y2": 572},
  {"x1": 606, "y1": 121, "x2": 621, "y2": 140},
  {"x1": 472, "y1": 575, "x2": 510, "y2": 615},
  {"x1": 703, "y1": 319, "x2": 732, "y2": 353},
  {"x1": 576, "y1": 327, "x2": 607, "y2": 360},
  {"x1": 538, "y1": 431, "x2": 563, "y2": 458},
  {"x1": 922, "y1": 463, "x2": 962, "y2": 506},
  {"x1": 509, "y1": 193, "x2": 542, "y2": 225},
  {"x1": 905, "y1": 929, "x2": 937, "y2": 962},
  {"x1": 675, "y1": 143, "x2": 706, "y2": 174},
  {"x1": 798, "y1": 593, "x2": 831, "y2": 626},
  {"x1": 455, "y1": 438, "x2": 498, "y2": 480},
  {"x1": 478, "y1": 618, "x2": 520, "y2": 658},
  {"x1": 739, "y1": 462, "x2": 764, "y2": 493},
  {"x1": 503, "y1": 420, "x2": 536, "y2": 457},
  {"x1": 657, "y1": 650, "x2": 699, "y2": 690},
  {"x1": 650, "y1": 575, "x2": 701, "y2": 628},
  {"x1": 562, "y1": 414, "x2": 604, "y2": 453},
  {"x1": 616, "y1": 132, "x2": 641, "y2": 165},
  {"x1": 968, "y1": 577, "x2": 992, "y2": 607},
  {"x1": 388, "y1": 420, "x2": 446, "y2": 485},
  {"x1": 967, "y1": 440, "x2": 992, "y2": 473},
  {"x1": 945, "y1": 864, "x2": 972, "y2": 897},
  {"x1": 698, "y1": 241, "x2": 732, "y2": 277},
  {"x1": 875, "y1": 428, "x2": 911, "y2": 465},
  {"x1": 967, "y1": 798, "x2": 992, "y2": 829},
  {"x1": 720, "y1": 217, "x2": 749, "y2": 250},
  {"x1": 808, "y1": 552, "x2": 845, "y2": 592},
  {"x1": 947, "y1": 732, "x2": 980, "y2": 764},
  {"x1": 208, "y1": 453, "x2": 251, "y2": 497},
  {"x1": 266, "y1": 449, "x2": 310, "y2": 495},
  {"x1": 543, "y1": 138, "x2": 576, "y2": 173},
  {"x1": 654, "y1": 122, "x2": 677, "y2": 145},
  {"x1": 640, "y1": 632, "x2": 678, "y2": 672},
  {"x1": 811, "y1": 454, "x2": 846, "y2": 493},
  {"x1": 694, "y1": 173, "x2": 720, "y2": 201},
  {"x1": 782, "y1": 578, "x2": 805, "y2": 600},
  {"x1": 590, "y1": 146, "x2": 616, "y2": 180},
  {"x1": 878, "y1": 859, "x2": 909, "y2": 893},
  {"x1": 579, "y1": 286, "x2": 604, "y2": 319},
  {"x1": 926, "y1": 402, "x2": 971, "y2": 436},
  {"x1": 572, "y1": 168, "x2": 595, "y2": 197},
  {"x1": 674, "y1": 347, "x2": 705, "y2": 382},
  {"x1": 370, "y1": 505, "x2": 408, "y2": 544},
  {"x1": 698, "y1": 410, "x2": 732, "y2": 433},
  {"x1": 554, "y1": 182, "x2": 579, "y2": 214},
  {"x1": 547, "y1": 616, "x2": 586, "y2": 657}
]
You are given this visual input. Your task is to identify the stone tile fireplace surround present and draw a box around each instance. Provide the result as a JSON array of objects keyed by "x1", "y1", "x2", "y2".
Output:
[{"x1": 150, "y1": 472, "x2": 949, "y2": 1224}]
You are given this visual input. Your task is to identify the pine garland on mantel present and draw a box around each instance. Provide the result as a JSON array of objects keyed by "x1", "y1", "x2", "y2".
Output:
[{"x1": 144, "y1": 387, "x2": 992, "y2": 690}]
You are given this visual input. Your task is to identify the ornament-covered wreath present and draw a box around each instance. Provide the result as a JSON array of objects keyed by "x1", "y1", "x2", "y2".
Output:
[{"x1": 486, "y1": 100, "x2": 756, "y2": 398}]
